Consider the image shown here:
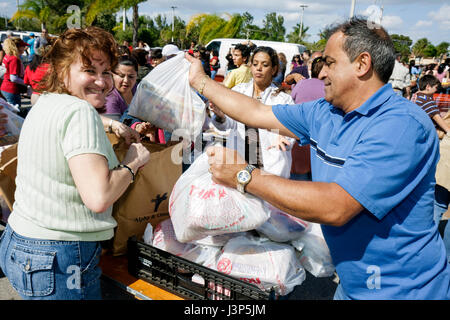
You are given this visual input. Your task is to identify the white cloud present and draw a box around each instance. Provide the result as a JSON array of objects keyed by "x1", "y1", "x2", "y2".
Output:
[
  {"x1": 414, "y1": 20, "x2": 433, "y2": 28},
  {"x1": 381, "y1": 15, "x2": 403, "y2": 30},
  {"x1": 428, "y1": 4, "x2": 450, "y2": 30}
]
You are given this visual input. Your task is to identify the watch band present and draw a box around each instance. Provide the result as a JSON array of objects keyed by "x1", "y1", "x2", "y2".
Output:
[{"x1": 237, "y1": 164, "x2": 256, "y2": 193}]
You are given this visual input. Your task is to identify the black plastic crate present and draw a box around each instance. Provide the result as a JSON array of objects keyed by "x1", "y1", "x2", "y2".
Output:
[{"x1": 127, "y1": 237, "x2": 274, "y2": 300}]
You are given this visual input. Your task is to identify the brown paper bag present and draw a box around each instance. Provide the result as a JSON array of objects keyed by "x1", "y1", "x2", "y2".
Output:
[
  {"x1": 110, "y1": 136, "x2": 183, "y2": 256},
  {"x1": 0, "y1": 144, "x2": 18, "y2": 213},
  {"x1": 436, "y1": 134, "x2": 450, "y2": 191}
]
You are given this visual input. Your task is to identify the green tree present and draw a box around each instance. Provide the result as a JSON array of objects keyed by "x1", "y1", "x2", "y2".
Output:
[
  {"x1": 436, "y1": 42, "x2": 449, "y2": 57},
  {"x1": 287, "y1": 23, "x2": 310, "y2": 44},
  {"x1": 412, "y1": 38, "x2": 430, "y2": 57},
  {"x1": 262, "y1": 12, "x2": 285, "y2": 42},
  {"x1": 11, "y1": 0, "x2": 51, "y2": 30},
  {"x1": 186, "y1": 13, "x2": 243, "y2": 45},
  {"x1": 423, "y1": 44, "x2": 437, "y2": 58},
  {"x1": 391, "y1": 34, "x2": 412, "y2": 59}
]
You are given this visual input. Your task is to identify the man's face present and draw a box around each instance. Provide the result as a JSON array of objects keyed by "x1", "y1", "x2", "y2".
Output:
[
  {"x1": 232, "y1": 49, "x2": 245, "y2": 67},
  {"x1": 425, "y1": 84, "x2": 438, "y2": 95},
  {"x1": 319, "y1": 32, "x2": 358, "y2": 111}
]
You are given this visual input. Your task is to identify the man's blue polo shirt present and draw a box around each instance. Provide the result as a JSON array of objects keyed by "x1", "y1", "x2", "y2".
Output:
[{"x1": 272, "y1": 83, "x2": 450, "y2": 299}]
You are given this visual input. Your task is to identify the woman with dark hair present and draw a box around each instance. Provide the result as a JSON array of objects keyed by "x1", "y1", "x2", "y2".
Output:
[
  {"x1": 131, "y1": 48, "x2": 153, "y2": 84},
  {"x1": 434, "y1": 63, "x2": 449, "y2": 84},
  {"x1": 102, "y1": 55, "x2": 139, "y2": 120},
  {"x1": 210, "y1": 46, "x2": 295, "y2": 177},
  {"x1": 0, "y1": 27, "x2": 149, "y2": 300}
]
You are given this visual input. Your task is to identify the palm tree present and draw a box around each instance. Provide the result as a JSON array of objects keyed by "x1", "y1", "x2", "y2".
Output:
[
  {"x1": 187, "y1": 13, "x2": 243, "y2": 45},
  {"x1": 11, "y1": 0, "x2": 51, "y2": 30},
  {"x1": 287, "y1": 23, "x2": 310, "y2": 44}
]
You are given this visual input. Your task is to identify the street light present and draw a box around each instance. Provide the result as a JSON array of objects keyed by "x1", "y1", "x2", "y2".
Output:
[
  {"x1": 298, "y1": 4, "x2": 308, "y2": 39},
  {"x1": 171, "y1": 6, "x2": 177, "y2": 43},
  {"x1": 350, "y1": 0, "x2": 356, "y2": 18}
]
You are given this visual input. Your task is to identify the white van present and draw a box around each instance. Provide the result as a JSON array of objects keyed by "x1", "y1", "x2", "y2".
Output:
[{"x1": 205, "y1": 38, "x2": 307, "y2": 78}]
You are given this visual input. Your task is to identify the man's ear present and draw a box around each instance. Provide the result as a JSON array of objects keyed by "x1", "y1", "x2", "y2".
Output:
[{"x1": 355, "y1": 52, "x2": 372, "y2": 78}]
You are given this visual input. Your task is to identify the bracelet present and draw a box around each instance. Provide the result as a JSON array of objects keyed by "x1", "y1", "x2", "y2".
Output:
[
  {"x1": 108, "y1": 119, "x2": 113, "y2": 133},
  {"x1": 198, "y1": 75, "x2": 209, "y2": 95},
  {"x1": 118, "y1": 164, "x2": 135, "y2": 183}
]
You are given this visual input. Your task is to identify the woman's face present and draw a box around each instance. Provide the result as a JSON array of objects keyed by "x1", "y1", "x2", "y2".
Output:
[
  {"x1": 113, "y1": 64, "x2": 137, "y2": 96},
  {"x1": 251, "y1": 51, "x2": 277, "y2": 88},
  {"x1": 64, "y1": 50, "x2": 113, "y2": 109}
]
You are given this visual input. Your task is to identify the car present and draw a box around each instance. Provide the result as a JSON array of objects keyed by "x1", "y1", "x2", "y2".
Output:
[
  {"x1": 0, "y1": 30, "x2": 43, "y2": 64},
  {"x1": 205, "y1": 38, "x2": 307, "y2": 78}
]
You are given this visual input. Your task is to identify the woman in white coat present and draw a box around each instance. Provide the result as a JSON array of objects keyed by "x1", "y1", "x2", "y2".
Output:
[{"x1": 210, "y1": 46, "x2": 295, "y2": 178}]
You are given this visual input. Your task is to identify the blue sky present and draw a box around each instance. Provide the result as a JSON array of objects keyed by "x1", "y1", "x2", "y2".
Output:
[{"x1": 1, "y1": 0, "x2": 448, "y2": 45}]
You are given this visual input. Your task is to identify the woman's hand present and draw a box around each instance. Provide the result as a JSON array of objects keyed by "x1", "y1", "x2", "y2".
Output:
[
  {"x1": 122, "y1": 142, "x2": 151, "y2": 172},
  {"x1": 267, "y1": 135, "x2": 292, "y2": 152},
  {"x1": 209, "y1": 102, "x2": 225, "y2": 119},
  {"x1": 111, "y1": 120, "x2": 141, "y2": 145},
  {"x1": 135, "y1": 122, "x2": 158, "y2": 142}
]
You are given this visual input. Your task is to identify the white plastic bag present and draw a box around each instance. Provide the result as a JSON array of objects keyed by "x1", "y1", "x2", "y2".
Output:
[
  {"x1": 0, "y1": 98, "x2": 24, "y2": 146},
  {"x1": 291, "y1": 222, "x2": 335, "y2": 278},
  {"x1": 128, "y1": 52, "x2": 206, "y2": 139},
  {"x1": 193, "y1": 232, "x2": 250, "y2": 247},
  {"x1": 169, "y1": 152, "x2": 270, "y2": 243},
  {"x1": 214, "y1": 235, "x2": 306, "y2": 296},
  {"x1": 256, "y1": 203, "x2": 310, "y2": 243},
  {"x1": 151, "y1": 218, "x2": 221, "y2": 266}
]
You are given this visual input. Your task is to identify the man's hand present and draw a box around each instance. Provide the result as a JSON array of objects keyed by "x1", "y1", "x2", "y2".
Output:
[
  {"x1": 185, "y1": 53, "x2": 207, "y2": 92},
  {"x1": 205, "y1": 146, "x2": 247, "y2": 189}
]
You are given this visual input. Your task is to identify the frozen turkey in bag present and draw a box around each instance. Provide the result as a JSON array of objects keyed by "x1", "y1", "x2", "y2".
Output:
[
  {"x1": 169, "y1": 152, "x2": 270, "y2": 243},
  {"x1": 128, "y1": 52, "x2": 206, "y2": 138},
  {"x1": 151, "y1": 218, "x2": 221, "y2": 266},
  {"x1": 213, "y1": 235, "x2": 306, "y2": 296},
  {"x1": 256, "y1": 203, "x2": 310, "y2": 243}
]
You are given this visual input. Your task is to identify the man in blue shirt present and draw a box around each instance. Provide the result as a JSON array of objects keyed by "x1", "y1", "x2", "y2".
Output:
[
  {"x1": 186, "y1": 17, "x2": 450, "y2": 299},
  {"x1": 27, "y1": 33, "x2": 36, "y2": 62}
]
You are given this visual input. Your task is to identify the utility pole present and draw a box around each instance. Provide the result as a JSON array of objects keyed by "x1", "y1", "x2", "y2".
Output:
[
  {"x1": 171, "y1": 6, "x2": 177, "y2": 43},
  {"x1": 122, "y1": 7, "x2": 126, "y2": 31},
  {"x1": 298, "y1": 4, "x2": 308, "y2": 39},
  {"x1": 16, "y1": 0, "x2": 20, "y2": 30},
  {"x1": 350, "y1": 0, "x2": 356, "y2": 18}
]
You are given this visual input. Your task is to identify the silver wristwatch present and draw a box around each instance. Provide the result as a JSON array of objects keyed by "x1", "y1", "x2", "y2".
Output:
[{"x1": 236, "y1": 164, "x2": 256, "y2": 194}]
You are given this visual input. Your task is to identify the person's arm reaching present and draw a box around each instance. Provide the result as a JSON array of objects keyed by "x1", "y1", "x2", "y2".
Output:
[
  {"x1": 206, "y1": 146, "x2": 363, "y2": 227},
  {"x1": 186, "y1": 53, "x2": 298, "y2": 139}
]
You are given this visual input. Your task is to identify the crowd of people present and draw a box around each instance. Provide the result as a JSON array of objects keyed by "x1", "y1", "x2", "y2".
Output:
[{"x1": 0, "y1": 16, "x2": 449, "y2": 300}]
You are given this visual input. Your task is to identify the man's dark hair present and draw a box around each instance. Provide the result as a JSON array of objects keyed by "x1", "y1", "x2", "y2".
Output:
[
  {"x1": 151, "y1": 48, "x2": 163, "y2": 59},
  {"x1": 234, "y1": 43, "x2": 251, "y2": 62},
  {"x1": 418, "y1": 74, "x2": 440, "y2": 91},
  {"x1": 131, "y1": 48, "x2": 148, "y2": 66},
  {"x1": 325, "y1": 17, "x2": 396, "y2": 83}
]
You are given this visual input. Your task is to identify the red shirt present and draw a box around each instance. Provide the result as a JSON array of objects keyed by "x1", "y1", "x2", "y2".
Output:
[
  {"x1": 210, "y1": 56, "x2": 218, "y2": 71},
  {"x1": 24, "y1": 63, "x2": 49, "y2": 94},
  {"x1": 1, "y1": 54, "x2": 24, "y2": 94}
]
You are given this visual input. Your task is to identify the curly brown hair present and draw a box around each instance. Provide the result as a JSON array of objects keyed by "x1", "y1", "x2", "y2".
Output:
[{"x1": 39, "y1": 27, "x2": 119, "y2": 94}]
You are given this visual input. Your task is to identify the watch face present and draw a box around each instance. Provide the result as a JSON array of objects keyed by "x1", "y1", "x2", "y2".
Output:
[{"x1": 237, "y1": 170, "x2": 251, "y2": 184}]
